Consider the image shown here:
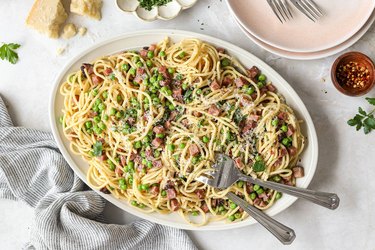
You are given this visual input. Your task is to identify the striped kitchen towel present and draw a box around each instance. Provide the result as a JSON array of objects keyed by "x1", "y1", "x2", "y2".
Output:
[{"x1": 0, "y1": 96, "x2": 197, "y2": 250}]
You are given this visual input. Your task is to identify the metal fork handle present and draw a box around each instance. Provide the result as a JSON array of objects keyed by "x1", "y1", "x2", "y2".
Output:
[
  {"x1": 226, "y1": 192, "x2": 296, "y2": 245},
  {"x1": 239, "y1": 175, "x2": 340, "y2": 210}
]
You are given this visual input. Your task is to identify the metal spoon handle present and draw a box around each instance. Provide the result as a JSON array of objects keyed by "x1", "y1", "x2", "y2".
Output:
[
  {"x1": 239, "y1": 175, "x2": 340, "y2": 210},
  {"x1": 226, "y1": 192, "x2": 296, "y2": 245}
]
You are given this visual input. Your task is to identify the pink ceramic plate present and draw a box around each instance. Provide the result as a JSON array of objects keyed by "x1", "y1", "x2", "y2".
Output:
[
  {"x1": 233, "y1": 8, "x2": 375, "y2": 60},
  {"x1": 227, "y1": 0, "x2": 375, "y2": 53}
]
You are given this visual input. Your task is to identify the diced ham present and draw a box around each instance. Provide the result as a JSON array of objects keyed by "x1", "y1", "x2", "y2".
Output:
[
  {"x1": 136, "y1": 67, "x2": 145, "y2": 76},
  {"x1": 165, "y1": 180, "x2": 175, "y2": 189},
  {"x1": 211, "y1": 199, "x2": 218, "y2": 208},
  {"x1": 91, "y1": 75, "x2": 103, "y2": 85},
  {"x1": 134, "y1": 155, "x2": 142, "y2": 164},
  {"x1": 250, "y1": 93, "x2": 257, "y2": 100},
  {"x1": 172, "y1": 87, "x2": 183, "y2": 102},
  {"x1": 152, "y1": 138, "x2": 164, "y2": 148},
  {"x1": 247, "y1": 66, "x2": 260, "y2": 80},
  {"x1": 115, "y1": 166, "x2": 123, "y2": 175},
  {"x1": 258, "y1": 193, "x2": 269, "y2": 201},
  {"x1": 234, "y1": 157, "x2": 244, "y2": 170},
  {"x1": 150, "y1": 185, "x2": 160, "y2": 196},
  {"x1": 159, "y1": 66, "x2": 170, "y2": 79},
  {"x1": 245, "y1": 183, "x2": 253, "y2": 193},
  {"x1": 286, "y1": 124, "x2": 295, "y2": 137},
  {"x1": 222, "y1": 77, "x2": 232, "y2": 86},
  {"x1": 279, "y1": 148, "x2": 288, "y2": 157},
  {"x1": 292, "y1": 166, "x2": 305, "y2": 178},
  {"x1": 127, "y1": 117, "x2": 136, "y2": 125},
  {"x1": 159, "y1": 80, "x2": 170, "y2": 87},
  {"x1": 129, "y1": 152, "x2": 137, "y2": 160},
  {"x1": 195, "y1": 189, "x2": 205, "y2": 199},
  {"x1": 145, "y1": 148, "x2": 154, "y2": 161},
  {"x1": 277, "y1": 112, "x2": 288, "y2": 121},
  {"x1": 140, "y1": 49, "x2": 148, "y2": 58},
  {"x1": 97, "y1": 154, "x2": 107, "y2": 161},
  {"x1": 201, "y1": 202, "x2": 209, "y2": 213},
  {"x1": 242, "y1": 118, "x2": 257, "y2": 134},
  {"x1": 267, "y1": 84, "x2": 277, "y2": 92},
  {"x1": 248, "y1": 114, "x2": 260, "y2": 121},
  {"x1": 81, "y1": 63, "x2": 94, "y2": 77},
  {"x1": 97, "y1": 138, "x2": 105, "y2": 144},
  {"x1": 99, "y1": 186, "x2": 111, "y2": 194},
  {"x1": 169, "y1": 111, "x2": 178, "y2": 121},
  {"x1": 240, "y1": 96, "x2": 252, "y2": 107},
  {"x1": 153, "y1": 125, "x2": 165, "y2": 134},
  {"x1": 216, "y1": 47, "x2": 225, "y2": 53},
  {"x1": 234, "y1": 77, "x2": 247, "y2": 88},
  {"x1": 288, "y1": 146, "x2": 298, "y2": 156},
  {"x1": 189, "y1": 144, "x2": 200, "y2": 156},
  {"x1": 254, "y1": 197, "x2": 261, "y2": 206},
  {"x1": 170, "y1": 199, "x2": 180, "y2": 211},
  {"x1": 104, "y1": 68, "x2": 113, "y2": 76},
  {"x1": 193, "y1": 111, "x2": 202, "y2": 117},
  {"x1": 210, "y1": 79, "x2": 221, "y2": 91},
  {"x1": 152, "y1": 160, "x2": 162, "y2": 168},
  {"x1": 164, "y1": 121, "x2": 171, "y2": 129},
  {"x1": 208, "y1": 104, "x2": 221, "y2": 116},
  {"x1": 181, "y1": 119, "x2": 189, "y2": 127},
  {"x1": 273, "y1": 159, "x2": 282, "y2": 167},
  {"x1": 259, "y1": 201, "x2": 268, "y2": 207},
  {"x1": 88, "y1": 111, "x2": 97, "y2": 118},
  {"x1": 149, "y1": 44, "x2": 156, "y2": 51},
  {"x1": 167, "y1": 188, "x2": 177, "y2": 199}
]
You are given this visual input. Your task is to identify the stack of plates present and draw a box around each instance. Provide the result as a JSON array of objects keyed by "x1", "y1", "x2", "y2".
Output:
[{"x1": 226, "y1": 0, "x2": 375, "y2": 60}]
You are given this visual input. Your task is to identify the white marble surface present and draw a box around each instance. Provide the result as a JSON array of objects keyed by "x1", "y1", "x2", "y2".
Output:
[{"x1": 1, "y1": 1, "x2": 375, "y2": 249}]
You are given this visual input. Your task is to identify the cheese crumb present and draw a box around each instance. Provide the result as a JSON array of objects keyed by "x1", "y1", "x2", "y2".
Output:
[
  {"x1": 26, "y1": 0, "x2": 68, "y2": 38},
  {"x1": 70, "y1": 0, "x2": 103, "y2": 20},
  {"x1": 56, "y1": 47, "x2": 65, "y2": 55},
  {"x1": 78, "y1": 27, "x2": 87, "y2": 36},
  {"x1": 62, "y1": 23, "x2": 77, "y2": 39}
]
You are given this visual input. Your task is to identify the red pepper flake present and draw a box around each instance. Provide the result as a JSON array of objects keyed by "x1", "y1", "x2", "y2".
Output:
[{"x1": 336, "y1": 61, "x2": 370, "y2": 89}]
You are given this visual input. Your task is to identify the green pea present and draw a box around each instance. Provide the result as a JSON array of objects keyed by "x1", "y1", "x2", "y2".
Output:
[
  {"x1": 98, "y1": 121, "x2": 106, "y2": 130},
  {"x1": 221, "y1": 58, "x2": 231, "y2": 67},
  {"x1": 250, "y1": 192, "x2": 257, "y2": 200},
  {"x1": 271, "y1": 119, "x2": 279, "y2": 126},
  {"x1": 152, "y1": 97, "x2": 160, "y2": 105},
  {"x1": 272, "y1": 175, "x2": 281, "y2": 182},
  {"x1": 281, "y1": 125, "x2": 288, "y2": 132},
  {"x1": 122, "y1": 63, "x2": 129, "y2": 71},
  {"x1": 153, "y1": 150, "x2": 161, "y2": 158},
  {"x1": 129, "y1": 68, "x2": 136, "y2": 76},
  {"x1": 253, "y1": 184, "x2": 260, "y2": 191},
  {"x1": 128, "y1": 178, "x2": 133, "y2": 185},
  {"x1": 138, "y1": 203, "x2": 145, "y2": 208},
  {"x1": 150, "y1": 76, "x2": 156, "y2": 83},
  {"x1": 115, "y1": 111, "x2": 123, "y2": 119},
  {"x1": 102, "y1": 91, "x2": 108, "y2": 99},
  {"x1": 117, "y1": 95, "x2": 122, "y2": 102},
  {"x1": 229, "y1": 202, "x2": 237, "y2": 209},
  {"x1": 179, "y1": 51, "x2": 186, "y2": 58},
  {"x1": 93, "y1": 116, "x2": 101, "y2": 123},
  {"x1": 276, "y1": 192, "x2": 283, "y2": 200},
  {"x1": 192, "y1": 156, "x2": 199, "y2": 164},
  {"x1": 127, "y1": 161, "x2": 134, "y2": 169},
  {"x1": 246, "y1": 86, "x2": 255, "y2": 95},
  {"x1": 167, "y1": 144, "x2": 175, "y2": 151},
  {"x1": 237, "y1": 181, "x2": 244, "y2": 188},
  {"x1": 120, "y1": 184, "x2": 127, "y2": 190},
  {"x1": 147, "y1": 161, "x2": 153, "y2": 168},
  {"x1": 168, "y1": 68, "x2": 175, "y2": 74},
  {"x1": 282, "y1": 137, "x2": 290, "y2": 146},
  {"x1": 161, "y1": 190, "x2": 167, "y2": 197},
  {"x1": 202, "y1": 136, "x2": 209, "y2": 143},
  {"x1": 182, "y1": 82, "x2": 188, "y2": 90},
  {"x1": 92, "y1": 89, "x2": 98, "y2": 96},
  {"x1": 134, "y1": 141, "x2": 142, "y2": 149},
  {"x1": 168, "y1": 104, "x2": 175, "y2": 110},
  {"x1": 191, "y1": 211, "x2": 199, "y2": 216},
  {"x1": 255, "y1": 155, "x2": 262, "y2": 161},
  {"x1": 147, "y1": 50, "x2": 154, "y2": 58},
  {"x1": 136, "y1": 61, "x2": 143, "y2": 68},
  {"x1": 141, "y1": 184, "x2": 149, "y2": 191},
  {"x1": 179, "y1": 143, "x2": 186, "y2": 149},
  {"x1": 228, "y1": 215, "x2": 235, "y2": 221},
  {"x1": 103, "y1": 114, "x2": 109, "y2": 121},
  {"x1": 234, "y1": 213, "x2": 241, "y2": 219},
  {"x1": 257, "y1": 81, "x2": 265, "y2": 88},
  {"x1": 108, "y1": 161, "x2": 115, "y2": 171},
  {"x1": 110, "y1": 73, "x2": 116, "y2": 80},
  {"x1": 110, "y1": 108, "x2": 116, "y2": 116},
  {"x1": 258, "y1": 74, "x2": 266, "y2": 82},
  {"x1": 218, "y1": 205, "x2": 225, "y2": 212},
  {"x1": 256, "y1": 188, "x2": 264, "y2": 194},
  {"x1": 146, "y1": 60, "x2": 153, "y2": 67},
  {"x1": 59, "y1": 116, "x2": 64, "y2": 125},
  {"x1": 156, "y1": 133, "x2": 165, "y2": 138},
  {"x1": 196, "y1": 89, "x2": 202, "y2": 95},
  {"x1": 85, "y1": 121, "x2": 93, "y2": 129},
  {"x1": 98, "y1": 103, "x2": 106, "y2": 111},
  {"x1": 133, "y1": 56, "x2": 140, "y2": 62},
  {"x1": 131, "y1": 200, "x2": 138, "y2": 206},
  {"x1": 157, "y1": 74, "x2": 163, "y2": 82},
  {"x1": 159, "y1": 51, "x2": 166, "y2": 57},
  {"x1": 119, "y1": 179, "x2": 126, "y2": 186},
  {"x1": 86, "y1": 129, "x2": 93, "y2": 134}
]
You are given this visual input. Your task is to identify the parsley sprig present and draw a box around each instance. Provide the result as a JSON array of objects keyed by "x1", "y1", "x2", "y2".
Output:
[
  {"x1": 347, "y1": 97, "x2": 375, "y2": 134},
  {"x1": 0, "y1": 43, "x2": 21, "y2": 64}
]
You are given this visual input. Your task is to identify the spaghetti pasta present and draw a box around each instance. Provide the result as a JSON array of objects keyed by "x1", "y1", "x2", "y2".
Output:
[{"x1": 60, "y1": 38, "x2": 305, "y2": 226}]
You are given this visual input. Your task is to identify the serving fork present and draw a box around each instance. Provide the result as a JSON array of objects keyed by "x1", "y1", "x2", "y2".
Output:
[
  {"x1": 290, "y1": 0, "x2": 323, "y2": 22},
  {"x1": 267, "y1": 0, "x2": 293, "y2": 23},
  {"x1": 197, "y1": 154, "x2": 340, "y2": 209}
]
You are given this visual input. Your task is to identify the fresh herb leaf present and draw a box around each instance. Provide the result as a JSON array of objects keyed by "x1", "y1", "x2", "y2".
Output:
[
  {"x1": 0, "y1": 43, "x2": 21, "y2": 64},
  {"x1": 366, "y1": 97, "x2": 375, "y2": 106},
  {"x1": 364, "y1": 117, "x2": 375, "y2": 129},
  {"x1": 358, "y1": 107, "x2": 367, "y2": 116},
  {"x1": 92, "y1": 141, "x2": 103, "y2": 156},
  {"x1": 183, "y1": 89, "x2": 193, "y2": 102},
  {"x1": 233, "y1": 108, "x2": 244, "y2": 125},
  {"x1": 138, "y1": 0, "x2": 172, "y2": 11},
  {"x1": 253, "y1": 160, "x2": 265, "y2": 172}
]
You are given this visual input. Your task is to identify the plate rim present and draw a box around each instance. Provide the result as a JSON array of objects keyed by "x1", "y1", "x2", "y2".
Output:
[
  {"x1": 233, "y1": 8, "x2": 375, "y2": 60},
  {"x1": 49, "y1": 29, "x2": 319, "y2": 231},
  {"x1": 226, "y1": 0, "x2": 375, "y2": 53}
]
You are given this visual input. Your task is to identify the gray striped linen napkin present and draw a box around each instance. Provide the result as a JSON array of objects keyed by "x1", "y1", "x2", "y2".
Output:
[{"x1": 0, "y1": 96, "x2": 197, "y2": 250}]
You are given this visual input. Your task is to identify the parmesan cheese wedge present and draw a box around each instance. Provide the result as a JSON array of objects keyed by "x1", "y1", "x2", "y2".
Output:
[
  {"x1": 70, "y1": 0, "x2": 103, "y2": 20},
  {"x1": 26, "y1": 0, "x2": 68, "y2": 39}
]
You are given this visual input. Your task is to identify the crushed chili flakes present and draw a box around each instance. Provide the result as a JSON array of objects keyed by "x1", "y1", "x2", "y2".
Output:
[{"x1": 336, "y1": 61, "x2": 370, "y2": 89}]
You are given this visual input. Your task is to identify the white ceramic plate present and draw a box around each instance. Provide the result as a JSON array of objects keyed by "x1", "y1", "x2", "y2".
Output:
[
  {"x1": 227, "y1": 0, "x2": 375, "y2": 53},
  {"x1": 49, "y1": 30, "x2": 318, "y2": 230},
  {"x1": 116, "y1": 0, "x2": 198, "y2": 21},
  {"x1": 234, "y1": 8, "x2": 375, "y2": 60}
]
